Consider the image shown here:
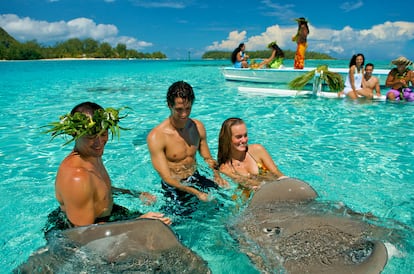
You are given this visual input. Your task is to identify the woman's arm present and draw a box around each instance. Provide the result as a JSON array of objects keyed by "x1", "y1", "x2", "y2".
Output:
[{"x1": 251, "y1": 144, "x2": 284, "y2": 178}]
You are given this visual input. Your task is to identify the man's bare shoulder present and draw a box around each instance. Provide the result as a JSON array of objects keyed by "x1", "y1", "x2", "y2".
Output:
[
  {"x1": 190, "y1": 118, "x2": 202, "y2": 126},
  {"x1": 190, "y1": 118, "x2": 205, "y2": 131},
  {"x1": 56, "y1": 155, "x2": 92, "y2": 187},
  {"x1": 148, "y1": 118, "x2": 168, "y2": 134}
]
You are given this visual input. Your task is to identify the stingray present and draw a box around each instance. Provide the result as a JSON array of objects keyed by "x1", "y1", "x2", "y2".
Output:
[
  {"x1": 229, "y1": 177, "x2": 389, "y2": 274},
  {"x1": 15, "y1": 218, "x2": 210, "y2": 273}
]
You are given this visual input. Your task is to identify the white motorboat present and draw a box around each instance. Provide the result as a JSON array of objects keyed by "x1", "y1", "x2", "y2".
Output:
[
  {"x1": 237, "y1": 86, "x2": 386, "y2": 100},
  {"x1": 221, "y1": 66, "x2": 390, "y2": 86}
]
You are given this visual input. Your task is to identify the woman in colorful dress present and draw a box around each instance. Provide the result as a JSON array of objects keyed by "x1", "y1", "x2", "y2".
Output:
[
  {"x1": 257, "y1": 41, "x2": 285, "y2": 69},
  {"x1": 292, "y1": 17, "x2": 309, "y2": 69}
]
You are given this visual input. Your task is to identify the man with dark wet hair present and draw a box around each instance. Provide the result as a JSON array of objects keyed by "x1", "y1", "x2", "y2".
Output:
[{"x1": 147, "y1": 81, "x2": 228, "y2": 214}]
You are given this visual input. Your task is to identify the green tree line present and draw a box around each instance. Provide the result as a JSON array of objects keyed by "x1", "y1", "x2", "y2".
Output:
[
  {"x1": 202, "y1": 49, "x2": 334, "y2": 60},
  {"x1": 0, "y1": 27, "x2": 166, "y2": 60}
]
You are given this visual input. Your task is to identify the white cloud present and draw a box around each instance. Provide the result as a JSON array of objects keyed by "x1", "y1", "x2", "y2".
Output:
[
  {"x1": 129, "y1": 0, "x2": 186, "y2": 8},
  {"x1": 0, "y1": 14, "x2": 152, "y2": 50},
  {"x1": 104, "y1": 36, "x2": 152, "y2": 49},
  {"x1": 205, "y1": 21, "x2": 414, "y2": 59},
  {"x1": 259, "y1": 0, "x2": 296, "y2": 21},
  {"x1": 66, "y1": 18, "x2": 118, "y2": 39},
  {"x1": 340, "y1": 1, "x2": 364, "y2": 12},
  {"x1": 206, "y1": 30, "x2": 248, "y2": 51}
]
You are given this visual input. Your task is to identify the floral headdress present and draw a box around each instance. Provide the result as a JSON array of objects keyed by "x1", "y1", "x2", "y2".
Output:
[
  {"x1": 391, "y1": 56, "x2": 413, "y2": 67},
  {"x1": 295, "y1": 17, "x2": 308, "y2": 23},
  {"x1": 267, "y1": 41, "x2": 278, "y2": 48},
  {"x1": 43, "y1": 107, "x2": 130, "y2": 146}
]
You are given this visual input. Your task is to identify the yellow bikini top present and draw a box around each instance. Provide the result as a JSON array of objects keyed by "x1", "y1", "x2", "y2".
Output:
[{"x1": 256, "y1": 162, "x2": 269, "y2": 176}]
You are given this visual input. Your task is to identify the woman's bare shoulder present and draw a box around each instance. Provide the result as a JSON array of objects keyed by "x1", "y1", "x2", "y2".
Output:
[{"x1": 249, "y1": 143, "x2": 265, "y2": 150}]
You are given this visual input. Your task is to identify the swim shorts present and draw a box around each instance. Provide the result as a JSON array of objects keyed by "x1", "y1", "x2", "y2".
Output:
[
  {"x1": 43, "y1": 204, "x2": 141, "y2": 239},
  {"x1": 161, "y1": 171, "x2": 218, "y2": 216},
  {"x1": 386, "y1": 87, "x2": 414, "y2": 101}
]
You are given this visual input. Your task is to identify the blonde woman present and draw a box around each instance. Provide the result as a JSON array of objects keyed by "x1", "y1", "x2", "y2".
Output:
[{"x1": 217, "y1": 118, "x2": 285, "y2": 191}]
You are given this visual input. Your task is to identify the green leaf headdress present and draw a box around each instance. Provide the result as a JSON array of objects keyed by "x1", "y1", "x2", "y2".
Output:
[
  {"x1": 267, "y1": 41, "x2": 278, "y2": 48},
  {"x1": 43, "y1": 106, "x2": 130, "y2": 146}
]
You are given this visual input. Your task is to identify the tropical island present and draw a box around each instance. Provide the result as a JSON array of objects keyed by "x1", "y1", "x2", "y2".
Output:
[
  {"x1": 0, "y1": 27, "x2": 166, "y2": 60},
  {"x1": 1, "y1": 27, "x2": 334, "y2": 60}
]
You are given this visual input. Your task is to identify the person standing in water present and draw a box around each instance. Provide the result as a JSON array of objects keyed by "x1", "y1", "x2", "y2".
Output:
[
  {"x1": 147, "y1": 81, "x2": 228, "y2": 215},
  {"x1": 217, "y1": 117, "x2": 285, "y2": 190},
  {"x1": 44, "y1": 102, "x2": 171, "y2": 236}
]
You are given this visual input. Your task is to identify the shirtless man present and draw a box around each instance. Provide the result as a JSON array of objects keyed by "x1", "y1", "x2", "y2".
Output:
[
  {"x1": 362, "y1": 63, "x2": 381, "y2": 97},
  {"x1": 147, "y1": 81, "x2": 228, "y2": 204},
  {"x1": 45, "y1": 102, "x2": 170, "y2": 234}
]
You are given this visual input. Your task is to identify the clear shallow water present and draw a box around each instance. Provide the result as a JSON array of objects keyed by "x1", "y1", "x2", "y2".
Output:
[{"x1": 1, "y1": 59, "x2": 413, "y2": 273}]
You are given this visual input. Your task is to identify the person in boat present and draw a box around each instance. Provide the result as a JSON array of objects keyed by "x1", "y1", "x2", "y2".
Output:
[
  {"x1": 256, "y1": 41, "x2": 285, "y2": 69},
  {"x1": 340, "y1": 53, "x2": 373, "y2": 99},
  {"x1": 362, "y1": 63, "x2": 381, "y2": 97},
  {"x1": 292, "y1": 17, "x2": 309, "y2": 69},
  {"x1": 385, "y1": 56, "x2": 414, "y2": 102},
  {"x1": 43, "y1": 102, "x2": 171, "y2": 237},
  {"x1": 147, "y1": 81, "x2": 228, "y2": 215},
  {"x1": 231, "y1": 43, "x2": 249, "y2": 68},
  {"x1": 217, "y1": 117, "x2": 285, "y2": 197}
]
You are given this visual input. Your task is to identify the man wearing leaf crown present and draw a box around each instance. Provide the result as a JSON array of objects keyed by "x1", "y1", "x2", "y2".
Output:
[{"x1": 43, "y1": 102, "x2": 171, "y2": 236}]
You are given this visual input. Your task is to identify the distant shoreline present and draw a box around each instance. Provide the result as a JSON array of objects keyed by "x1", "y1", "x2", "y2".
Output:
[{"x1": 0, "y1": 57, "x2": 170, "y2": 62}]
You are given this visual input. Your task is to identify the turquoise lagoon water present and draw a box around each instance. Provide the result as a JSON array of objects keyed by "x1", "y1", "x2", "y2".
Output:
[{"x1": 1, "y1": 59, "x2": 413, "y2": 273}]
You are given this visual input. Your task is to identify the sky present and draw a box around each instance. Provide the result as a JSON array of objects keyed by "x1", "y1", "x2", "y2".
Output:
[{"x1": 0, "y1": 0, "x2": 413, "y2": 60}]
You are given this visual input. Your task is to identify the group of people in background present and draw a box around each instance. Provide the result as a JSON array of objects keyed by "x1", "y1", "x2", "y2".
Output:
[
  {"x1": 230, "y1": 16, "x2": 414, "y2": 102},
  {"x1": 231, "y1": 17, "x2": 309, "y2": 70},
  {"x1": 339, "y1": 53, "x2": 380, "y2": 99},
  {"x1": 340, "y1": 53, "x2": 414, "y2": 101}
]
